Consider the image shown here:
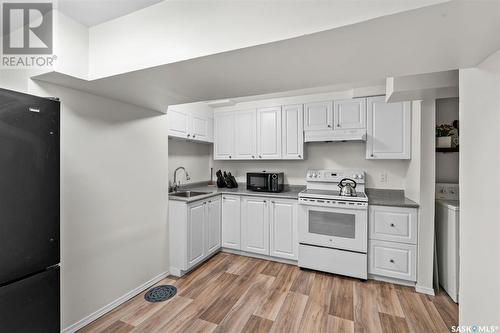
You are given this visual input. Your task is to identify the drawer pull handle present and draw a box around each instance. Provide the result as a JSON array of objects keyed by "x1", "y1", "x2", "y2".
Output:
[
  {"x1": 389, "y1": 259, "x2": 395, "y2": 263},
  {"x1": 390, "y1": 223, "x2": 395, "y2": 227}
]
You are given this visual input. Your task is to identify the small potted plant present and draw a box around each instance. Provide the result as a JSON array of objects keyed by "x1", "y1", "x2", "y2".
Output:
[{"x1": 436, "y1": 124, "x2": 454, "y2": 148}]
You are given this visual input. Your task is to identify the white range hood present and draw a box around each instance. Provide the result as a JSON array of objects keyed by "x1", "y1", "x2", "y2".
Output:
[{"x1": 304, "y1": 129, "x2": 366, "y2": 142}]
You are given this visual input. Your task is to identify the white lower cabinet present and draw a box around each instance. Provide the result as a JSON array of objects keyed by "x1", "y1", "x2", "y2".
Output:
[
  {"x1": 169, "y1": 197, "x2": 222, "y2": 276},
  {"x1": 187, "y1": 201, "x2": 206, "y2": 267},
  {"x1": 369, "y1": 240, "x2": 417, "y2": 282},
  {"x1": 368, "y1": 205, "x2": 418, "y2": 283},
  {"x1": 270, "y1": 199, "x2": 298, "y2": 260},
  {"x1": 221, "y1": 195, "x2": 241, "y2": 250},
  {"x1": 225, "y1": 195, "x2": 298, "y2": 260},
  {"x1": 241, "y1": 197, "x2": 270, "y2": 255},
  {"x1": 206, "y1": 197, "x2": 222, "y2": 255}
]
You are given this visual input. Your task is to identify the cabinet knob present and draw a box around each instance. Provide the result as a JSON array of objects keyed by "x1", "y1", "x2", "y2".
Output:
[
  {"x1": 193, "y1": 135, "x2": 196, "y2": 138},
  {"x1": 259, "y1": 155, "x2": 262, "y2": 159},
  {"x1": 229, "y1": 156, "x2": 232, "y2": 159},
  {"x1": 390, "y1": 259, "x2": 395, "y2": 263},
  {"x1": 298, "y1": 155, "x2": 302, "y2": 158},
  {"x1": 371, "y1": 154, "x2": 374, "y2": 157},
  {"x1": 187, "y1": 134, "x2": 191, "y2": 137},
  {"x1": 327, "y1": 125, "x2": 331, "y2": 128},
  {"x1": 390, "y1": 223, "x2": 395, "y2": 227},
  {"x1": 337, "y1": 124, "x2": 341, "y2": 127},
  {"x1": 252, "y1": 155, "x2": 255, "y2": 159}
]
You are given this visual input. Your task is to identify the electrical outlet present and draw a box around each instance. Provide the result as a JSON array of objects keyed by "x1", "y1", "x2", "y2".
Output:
[{"x1": 379, "y1": 172, "x2": 388, "y2": 183}]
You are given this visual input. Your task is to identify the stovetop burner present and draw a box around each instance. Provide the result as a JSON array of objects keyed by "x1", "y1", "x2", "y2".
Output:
[{"x1": 299, "y1": 189, "x2": 368, "y2": 202}]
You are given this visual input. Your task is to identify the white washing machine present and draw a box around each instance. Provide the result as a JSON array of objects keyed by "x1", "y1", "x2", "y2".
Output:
[{"x1": 435, "y1": 183, "x2": 459, "y2": 303}]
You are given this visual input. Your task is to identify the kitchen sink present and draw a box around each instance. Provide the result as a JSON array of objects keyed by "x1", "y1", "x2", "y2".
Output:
[{"x1": 170, "y1": 191, "x2": 210, "y2": 198}]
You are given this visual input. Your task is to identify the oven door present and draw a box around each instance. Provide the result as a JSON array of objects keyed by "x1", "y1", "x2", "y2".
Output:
[{"x1": 299, "y1": 204, "x2": 367, "y2": 253}]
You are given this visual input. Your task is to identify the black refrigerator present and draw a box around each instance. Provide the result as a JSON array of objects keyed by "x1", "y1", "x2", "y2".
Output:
[{"x1": 0, "y1": 88, "x2": 60, "y2": 333}]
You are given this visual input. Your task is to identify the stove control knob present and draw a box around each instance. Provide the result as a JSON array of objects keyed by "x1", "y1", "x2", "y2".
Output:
[{"x1": 358, "y1": 174, "x2": 363, "y2": 179}]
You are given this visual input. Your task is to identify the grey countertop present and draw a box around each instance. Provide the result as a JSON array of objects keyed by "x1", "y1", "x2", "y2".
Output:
[
  {"x1": 170, "y1": 182, "x2": 419, "y2": 208},
  {"x1": 169, "y1": 182, "x2": 305, "y2": 203},
  {"x1": 366, "y1": 188, "x2": 419, "y2": 208}
]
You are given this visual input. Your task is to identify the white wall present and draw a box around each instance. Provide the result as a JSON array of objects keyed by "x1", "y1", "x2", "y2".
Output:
[
  {"x1": 436, "y1": 97, "x2": 459, "y2": 183},
  {"x1": 168, "y1": 140, "x2": 212, "y2": 186},
  {"x1": 214, "y1": 141, "x2": 409, "y2": 188},
  {"x1": 29, "y1": 81, "x2": 169, "y2": 330},
  {"x1": 53, "y1": 10, "x2": 89, "y2": 79},
  {"x1": 459, "y1": 51, "x2": 500, "y2": 327},
  {"x1": 88, "y1": 0, "x2": 446, "y2": 79},
  {"x1": 403, "y1": 100, "x2": 436, "y2": 294},
  {"x1": 2, "y1": 71, "x2": 170, "y2": 331},
  {"x1": 418, "y1": 99, "x2": 437, "y2": 293}
]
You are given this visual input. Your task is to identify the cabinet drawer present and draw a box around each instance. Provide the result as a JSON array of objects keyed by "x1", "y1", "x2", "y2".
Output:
[
  {"x1": 369, "y1": 206, "x2": 417, "y2": 244},
  {"x1": 369, "y1": 240, "x2": 416, "y2": 281}
]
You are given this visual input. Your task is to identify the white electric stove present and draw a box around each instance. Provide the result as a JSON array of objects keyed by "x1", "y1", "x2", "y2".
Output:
[{"x1": 298, "y1": 169, "x2": 368, "y2": 279}]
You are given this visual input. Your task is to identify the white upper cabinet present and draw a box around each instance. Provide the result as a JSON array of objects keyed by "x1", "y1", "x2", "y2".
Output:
[
  {"x1": 282, "y1": 104, "x2": 304, "y2": 160},
  {"x1": 366, "y1": 96, "x2": 411, "y2": 159},
  {"x1": 234, "y1": 110, "x2": 257, "y2": 160},
  {"x1": 257, "y1": 107, "x2": 282, "y2": 160},
  {"x1": 214, "y1": 112, "x2": 235, "y2": 160},
  {"x1": 334, "y1": 98, "x2": 366, "y2": 130},
  {"x1": 241, "y1": 197, "x2": 270, "y2": 255},
  {"x1": 168, "y1": 107, "x2": 213, "y2": 143},
  {"x1": 190, "y1": 113, "x2": 211, "y2": 142},
  {"x1": 304, "y1": 101, "x2": 333, "y2": 130},
  {"x1": 168, "y1": 108, "x2": 190, "y2": 138}
]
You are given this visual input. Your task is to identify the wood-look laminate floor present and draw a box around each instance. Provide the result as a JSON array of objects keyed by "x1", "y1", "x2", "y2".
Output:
[{"x1": 79, "y1": 253, "x2": 458, "y2": 333}]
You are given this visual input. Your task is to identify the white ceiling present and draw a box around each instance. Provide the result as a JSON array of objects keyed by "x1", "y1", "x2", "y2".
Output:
[
  {"x1": 36, "y1": 0, "x2": 500, "y2": 112},
  {"x1": 57, "y1": 0, "x2": 164, "y2": 27}
]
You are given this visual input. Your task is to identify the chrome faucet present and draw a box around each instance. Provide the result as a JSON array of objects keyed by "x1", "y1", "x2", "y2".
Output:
[{"x1": 172, "y1": 167, "x2": 190, "y2": 192}]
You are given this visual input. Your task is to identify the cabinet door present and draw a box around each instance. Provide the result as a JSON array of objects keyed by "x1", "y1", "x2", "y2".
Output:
[
  {"x1": 168, "y1": 108, "x2": 189, "y2": 138},
  {"x1": 257, "y1": 107, "x2": 282, "y2": 159},
  {"x1": 334, "y1": 98, "x2": 366, "y2": 130},
  {"x1": 221, "y1": 195, "x2": 241, "y2": 249},
  {"x1": 234, "y1": 110, "x2": 257, "y2": 160},
  {"x1": 190, "y1": 113, "x2": 210, "y2": 142},
  {"x1": 270, "y1": 199, "x2": 298, "y2": 260},
  {"x1": 187, "y1": 201, "x2": 206, "y2": 268},
  {"x1": 366, "y1": 96, "x2": 411, "y2": 159},
  {"x1": 282, "y1": 104, "x2": 304, "y2": 160},
  {"x1": 304, "y1": 101, "x2": 333, "y2": 130},
  {"x1": 206, "y1": 197, "x2": 222, "y2": 255},
  {"x1": 241, "y1": 197, "x2": 270, "y2": 255},
  {"x1": 214, "y1": 112, "x2": 235, "y2": 160}
]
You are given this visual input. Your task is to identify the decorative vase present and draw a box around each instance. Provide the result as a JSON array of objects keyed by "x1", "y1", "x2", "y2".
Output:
[{"x1": 436, "y1": 136, "x2": 452, "y2": 148}]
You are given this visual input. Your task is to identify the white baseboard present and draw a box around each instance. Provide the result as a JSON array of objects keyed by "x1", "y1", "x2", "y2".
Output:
[
  {"x1": 221, "y1": 248, "x2": 298, "y2": 266},
  {"x1": 62, "y1": 270, "x2": 169, "y2": 333},
  {"x1": 369, "y1": 274, "x2": 416, "y2": 287},
  {"x1": 415, "y1": 284, "x2": 436, "y2": 296}
]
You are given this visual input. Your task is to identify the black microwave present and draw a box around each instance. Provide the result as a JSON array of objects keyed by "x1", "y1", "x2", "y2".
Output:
[{"x1": 247, "y1": 172, "x2": 284, "y2": 193}]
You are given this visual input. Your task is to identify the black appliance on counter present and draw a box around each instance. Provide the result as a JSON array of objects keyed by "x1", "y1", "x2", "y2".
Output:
[
  {"x1": 247, "y1": 172, "x2": 284, "y2": 193},
  {"x1": 0, "y1": 88, "x2": 60, "y2": 333}
]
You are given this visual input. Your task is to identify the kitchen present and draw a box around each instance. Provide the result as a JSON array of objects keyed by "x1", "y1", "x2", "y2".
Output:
[
  {"x1": 167, "y1": 89, "x2": 421, "y2": 282},
  {"x1": 0, "y1": 1, "x2": 499, "y2": 333}
]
